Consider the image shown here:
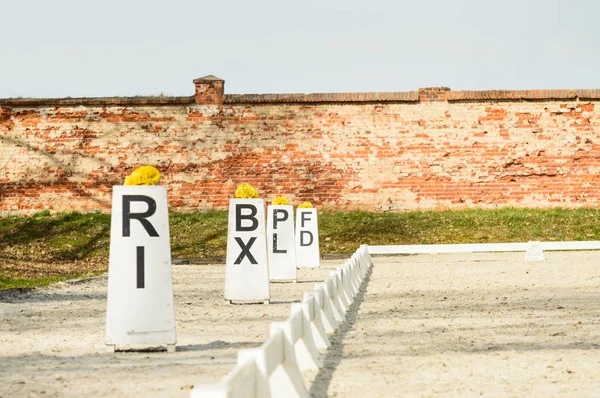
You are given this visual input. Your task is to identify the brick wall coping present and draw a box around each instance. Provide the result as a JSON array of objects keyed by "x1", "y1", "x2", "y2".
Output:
[
  {"x1": 224, "y1": 91, "x2": 420, "y2": 103},
  {"x1": 2, "y1": 88, "x2": 600, "y2": 107},
  {"x1": 0, "y1": 96, "x2": 196, "y2": 107},
  {"x1": 446, "y1": 89, "x2": 600, "y2": 101}
]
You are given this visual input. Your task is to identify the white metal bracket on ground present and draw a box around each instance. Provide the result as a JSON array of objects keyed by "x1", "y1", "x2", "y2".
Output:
[{"x1": 524, "y1": 241, "x2": 545, "y2": 261}]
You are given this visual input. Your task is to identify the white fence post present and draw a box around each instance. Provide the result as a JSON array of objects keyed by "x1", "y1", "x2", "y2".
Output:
[
  {"x1": 190, "y1": 353, "x2": 257, "y2": 398},
  {"x1": 323, "y1": 277, "x2": 345, "y2": 324},
  {"x1": 238, "y1": 348, "x2": 271, "y2": 398},
  {"x1": 290, "y1": 302, "x2": 324, "y2": 371},
  {"x1": 351, "y1": 257, "x2": 362, "y2": 291},
  {"x1": 312, "y1": 286, "x2": 338, "y2": 335},
  {"x1": 343, "y1": 266, "x2": 354, "y2": 303},
  {"x1": 303, "y1": 292, "x2": 330, "y2": 350},
  {"x1": 332, "y1": 270, "x2": 351, "y2": 313},
  {"x1": 346, "y1": 259, "x2": 358, "y2": 295},
  {"x1": 269, "y1": 320, "x2": 310, "y2": 397}
]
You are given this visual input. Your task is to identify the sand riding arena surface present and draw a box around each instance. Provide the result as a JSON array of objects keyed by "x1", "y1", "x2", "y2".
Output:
[{"x1": 1, "y1": 252, "x2": 600, "y2": 397}]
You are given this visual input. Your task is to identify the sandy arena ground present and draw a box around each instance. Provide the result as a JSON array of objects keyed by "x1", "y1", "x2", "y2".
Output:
[
  {"x1": 0, "y1": 261, "x2": 338, "y2": 398},
  {"x1": 318, "y1": 252, "x2": 600, "y2": 397},
  {"x1": 1, "y1": 252, "x2": 600, "y2": 397}
]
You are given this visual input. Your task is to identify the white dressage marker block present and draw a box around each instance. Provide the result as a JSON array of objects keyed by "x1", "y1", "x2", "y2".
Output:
[
  {"x1": 267, "y1": 205, "x2": 297, "y2": 282},
  {"x1": 295, "y1": 208, "x2": 320, "y2": 268},
  {"x1": 525, "y1": 240, "x2": 545, "y2": 261},
  {"x1": 225, "y1": 199, "x2": 270, "y2": 303},
  {"x1": 106, "y1": 186, "x2": 176, "y2": 351}
]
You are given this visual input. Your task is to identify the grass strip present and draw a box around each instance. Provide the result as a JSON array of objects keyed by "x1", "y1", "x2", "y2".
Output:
[{"x1": 2, "y1": 207, "x2": 600, "y2": 289}]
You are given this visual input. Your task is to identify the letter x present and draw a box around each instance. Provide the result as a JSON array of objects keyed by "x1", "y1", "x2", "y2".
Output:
[{"x1": 234, "y1": 237, "x2": 258, "y2": 265}]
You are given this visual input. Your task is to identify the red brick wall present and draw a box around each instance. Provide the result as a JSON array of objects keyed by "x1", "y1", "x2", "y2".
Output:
[{"x1": 2, "y1": 77, "x2": 600, "y2": 215}]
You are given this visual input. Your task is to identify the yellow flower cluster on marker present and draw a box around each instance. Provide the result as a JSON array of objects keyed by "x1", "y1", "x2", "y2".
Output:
[
  {"x1": 272, "y1": 196, "x2": 289, "y2": 205},
  {"x1": 124, "y1": 166, "x2": 161, "y2": 186},
  {"x1": 297, "y1": 202, "x2": 313, "y2": 208},
  {"x1": 235, "y1": 183, "x2": 259, "y2": 199}
]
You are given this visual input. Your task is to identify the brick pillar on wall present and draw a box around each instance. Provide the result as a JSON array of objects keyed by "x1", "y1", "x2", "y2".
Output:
[
  {"x1": 419, "y1": 86, "x2": 451, "y2": 103},
  {"x1": 193, "y1": 75, "x2": 225, "y2": 105}
]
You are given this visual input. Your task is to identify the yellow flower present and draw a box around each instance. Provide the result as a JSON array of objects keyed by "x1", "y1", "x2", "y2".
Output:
[
  {"x1": 272, "y1": 196, "x2": 289, "y2": 205},
  {"x1": 124, "y1": 166, "x2": 161, "y2": 186},
  {"x1": 135, "y1": 166, "x2": 161, "y2": 185},
  {"x1": 235, "y1": 183, "x2": 259, "y2": 199},
  {"x1": 124, "y1": 174, "x2": 142, "y2": 186},
  {"x1": 298, "y1": 202, "x2": 313, "y2": 208}
]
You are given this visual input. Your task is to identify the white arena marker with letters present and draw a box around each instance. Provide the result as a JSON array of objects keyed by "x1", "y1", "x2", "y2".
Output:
[
  {"x1": 295, "y1": 208, "x2": 320, "y2": 268},
  {"x1": 225, "y1": 199, "x2": 270, "y2": 303},
  {"x1": 267, "y1": 205, "x2": 297, "y2": 281},
  {"x1": 105, "y1": 186, "x2": 176, "y2": 352}
]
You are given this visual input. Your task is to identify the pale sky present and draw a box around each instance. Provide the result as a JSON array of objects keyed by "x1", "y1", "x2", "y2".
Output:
[{"x1": 1, "y1": 0, "x2": 599, "y2": 98}]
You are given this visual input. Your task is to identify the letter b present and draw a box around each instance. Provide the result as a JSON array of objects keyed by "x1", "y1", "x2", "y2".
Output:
[{"x1": 236, "y1": 204, "x2": 259, "y2": 232}]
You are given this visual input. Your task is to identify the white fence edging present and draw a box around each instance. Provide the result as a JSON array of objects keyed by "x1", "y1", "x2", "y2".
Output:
[
  {"x1": 191, "y1": 246, "x2": 373, "y2": 398},
  {"x1": 368, "y1": 241, "x2": 600, "y2": 255}
]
